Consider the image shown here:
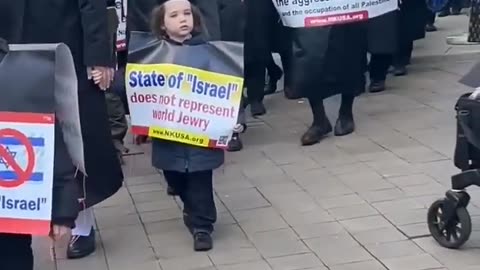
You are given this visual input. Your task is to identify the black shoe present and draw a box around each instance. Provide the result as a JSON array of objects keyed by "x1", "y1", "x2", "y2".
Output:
[
  {"x1": 438, "y1": 10, "x2": 451, "y2": 17},
  {"x1": 167, "y1": 185, "x2": 178, "y2": 196},
  {"x1": 264, "y1": 73, "x2": 283, "y2": 95},
  {"x1": 369, "y1": 80, "x2": 386, "y2": 93},
  {"x1": 451, "y1": 8, "x2": 461, "y2": 15},
  {"x1": 67, "y1": 229, "x2": 96, "y2": 259},
  {"x1": 250, "y1": 101, "x2": 266, "y2": 116},
  {"x1": 393, "y1": 66, "x2": 407, "y2": 76},
  {"x1": 227, "y1": 134, "x2": 243, "y2": 152},
  {"x1": 301, "y1": 121, "x2": 332, "y2": 146},
  {"x1": 425, "y1": 24, "x2": 437, "y2": 32},
  {"x1": 334, "y1": 114, "x2": 355, "y2": 136},
  {"x1": 194, "y1": 232, "x2": 213, "y2": 251}
]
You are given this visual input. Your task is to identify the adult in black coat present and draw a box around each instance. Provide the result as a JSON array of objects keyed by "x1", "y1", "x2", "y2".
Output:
[
  {"x1": 0, "y1": 0, "x2": 124, "y2": 261},
  {"x1": 243, "y1": 0, "x2": 278, "y2": 116},
  {"x1": 244, "y1": 0, "x2": 367, "y2": 145},
  {"x1": 368, "y1": 11, "x2": 398, "y2": 92},
  {"x1": 393, "y1": 0, "x2": 428, "y2": 75}
]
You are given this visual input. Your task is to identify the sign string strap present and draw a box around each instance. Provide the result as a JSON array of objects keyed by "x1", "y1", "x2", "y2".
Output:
[{"x1": 50, "y1": 241, "x2": 58, "y2": 270}]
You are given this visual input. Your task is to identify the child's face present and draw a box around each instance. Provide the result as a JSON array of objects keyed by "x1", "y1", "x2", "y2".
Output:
[{"x1": 163, "y1": 0, "x2": 194, "y2": 41}]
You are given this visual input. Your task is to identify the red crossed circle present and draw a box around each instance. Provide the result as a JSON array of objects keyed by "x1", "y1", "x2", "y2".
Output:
[{"x1": 0, "y1": 128, "x2": 35, "y2": 188}]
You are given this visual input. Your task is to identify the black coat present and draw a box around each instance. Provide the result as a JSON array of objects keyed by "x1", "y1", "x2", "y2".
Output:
[
  {"x1": 367, "y1": 11, "x2": 398, "y2": 54},
  {"x1": 400, "y1": 0, "x2": 427, "y2": 42},
  {"x1": 127, "y1": 0, "x2": 221, "y2": 40},
  {"x1": 291, "y1": 23, "x2": 367, "y2": 99},
  {"x1": 0, "y1": 0, "x2": 124, "y2": 208}
]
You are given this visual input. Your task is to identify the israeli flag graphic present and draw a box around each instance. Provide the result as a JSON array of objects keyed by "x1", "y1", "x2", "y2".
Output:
[{"x1": 0, "y1": 134, "x2": 46, "y2": 184}]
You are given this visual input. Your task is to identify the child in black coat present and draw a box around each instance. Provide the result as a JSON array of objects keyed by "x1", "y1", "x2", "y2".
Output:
[{"x1": 136, "y1": 0, "x2": 242, "y2": 251}]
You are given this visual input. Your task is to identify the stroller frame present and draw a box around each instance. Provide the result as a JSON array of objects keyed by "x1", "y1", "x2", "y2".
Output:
[{"x1": 428, "y1": 92, "x2": 480, "y2": 249}]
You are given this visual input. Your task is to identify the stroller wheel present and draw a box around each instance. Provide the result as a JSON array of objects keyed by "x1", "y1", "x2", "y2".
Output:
[{"x1": 427, "y1": 199, "x2": 471, "y2": 249}]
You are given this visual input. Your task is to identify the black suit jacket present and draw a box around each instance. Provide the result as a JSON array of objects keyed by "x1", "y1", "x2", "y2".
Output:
[{"x1": 0, "y1": 0, "x2": 113, "y2": 69}]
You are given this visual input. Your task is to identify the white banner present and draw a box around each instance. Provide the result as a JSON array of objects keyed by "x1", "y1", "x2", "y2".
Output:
[
  {"x1": 272, "y1": 0, "x2": 398, "y2": 28},
  {"x1": 116, "y1": 0, "x2": 128, "y2": 51},
  {"x1": 0, "y1": 113, "x2": 55, "y2": 235}
]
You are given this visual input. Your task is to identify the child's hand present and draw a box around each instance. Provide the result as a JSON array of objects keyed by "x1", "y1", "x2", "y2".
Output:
[
  {"x1": 91, "y1": 66, "x2": 114, "y2": 91},
  {"x1": 49, "y1": 225, "x2": 71, "y2": 241},
  {"x1": 135, "y1": 135, "x2": 148, "y2": 145}
]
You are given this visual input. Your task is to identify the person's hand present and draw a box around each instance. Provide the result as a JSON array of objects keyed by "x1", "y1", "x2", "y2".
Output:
[
  {"x1": 135, "y1": 135, "x2": 148, "y2": 145},
  {"x1": 49, "y1": 225, "x2": 71, "y2": 241},
  {"x1": 92, "y1": 66, "x2": 114, "y2": 90}
]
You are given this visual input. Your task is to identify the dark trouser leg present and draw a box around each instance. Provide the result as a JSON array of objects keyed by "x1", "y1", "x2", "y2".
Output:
[
  {"x1": 393, "y1": 40, "x2": 413, "y2": 76},
  {"x1": 369, "y1": 53, "x2": 392, "y2": 92},
  {"x1": 264, "y1": 53, "x2": 283, "y2": 95},
  {"x1": 300, "y1": 97, "x2": 332, "y2": 146},
  {"x1": 163, "y1": 170, "x2": 187, "y2": 197},
  {"x1": 266, "y1": 54, "x2": 283, "y2": 81},
  {"x1": 182, "y1": 170, "x2": 217, "y2": 234},
  {"x1": 439, "y1": 0, "x2": 452, "y2": 16},
  {"x1": 451, "y1": 0, "x2": 463, "y2": 13},
  {"x1": 334, "y1": 93, "x2": 356, "y2": 136},
  {"x1": 369, "y1": 54, "x2": 392, "y2": 82},
  {"x1": 425, "y1": 10, "x2": 437, "y2": 32},
  {"x1": 105, "y1": 92, "x2": 129, "y2": 162},
  {"x1": 0, "y1": 234, "x2": 33, "y2": 270},
  {"x1": 426, "y1": 10, "x2": 436, "y2": 25},
  {"x1": 245, "y1": 61, "x2": 267, "y2": 115},
  {"x1": 280, "y1": 49, "x2": 292, "y2": 88}
]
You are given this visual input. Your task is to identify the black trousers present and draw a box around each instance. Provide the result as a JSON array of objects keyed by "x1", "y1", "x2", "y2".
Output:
[
  {"x1": 426, "y1": 10, "x2": 436, "y2": 25},
  {"x1": 245, "y1": 62, "x2": 267, "y2": 102},
  {"x1": 266, "y1": 50, "x2": 292, "y2": 87},
  {"x1": 442, "y1": 0, "x2": 464, "y2": 10},
  {"x1": 394, "y1": 41, "x2": 413, "y2": 67},
  {"x1": 0, "y1": 234, "x2": 33, "y2": 270},
  {"x1": 369, "y1": 54, "x2": 392, "y2": 81},
  {"x1": 163, "y1": 170, "x2": 216, "y2": 234}
]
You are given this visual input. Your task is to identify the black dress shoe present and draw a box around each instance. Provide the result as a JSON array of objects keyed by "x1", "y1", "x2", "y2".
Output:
[
  {"x1": 334, "y1": 115, "x2": 355, "y2": 136},
  {"x1": 264, "y1": 74, "x2": 282, "y2": 95},
  {"x1": 227, "y1": 133, "x2": 243, "y2": 152},
  {"x1": 300, "y1": 121, "x2": 332, "y2": 146},
  {"x1": 369, "y1": 80, "x2": 386, "y2": 93},
  {"x1": 393, "y1": 66, "x2": 407, "y2": 76},
  {"x1": 67, "y1": 229, "x2": 96, "y2": 259},
  {"x1": 438, "y1": 10, "x2": 450, "y2": 17},
  {"x1": 194, "y1": 232, "x2": 213, "y2": 251},
  {"x1": 451, "y1": 8, "x2": 461, "y2": 15},
  {"x1": 425, "y1": 24, "x2": 437, "y2": 32},
  {"x1": 167, "y1": 185, "x2": 178, "y2": 196},
  {"x1": 250, "y1": 101, "x2": 266, "y2": 116}
]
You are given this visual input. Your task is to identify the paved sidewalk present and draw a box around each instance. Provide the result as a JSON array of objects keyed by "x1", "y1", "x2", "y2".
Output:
[{"x1": 34, "y1": 16, "x2": 480, "y2": 270}]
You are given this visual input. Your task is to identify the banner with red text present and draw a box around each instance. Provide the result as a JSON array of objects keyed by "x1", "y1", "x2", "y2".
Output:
[
  {"x1": 127, "y1": 34, "x2": 244, "y2": 149},
  {"x1": 0, "y1": 43, "x2": 83, "y2": 235},
  {"x1": 115, "y1": 0, "x2": 128, "y2": 51},
  {"x1": 273, "y1": 0, "x2": 398, "y2": 28}
]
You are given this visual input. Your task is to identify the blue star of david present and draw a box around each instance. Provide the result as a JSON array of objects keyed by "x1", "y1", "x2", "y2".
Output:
[{"x1": 0, "y1": 146, "x2": 17, "y2": 169}]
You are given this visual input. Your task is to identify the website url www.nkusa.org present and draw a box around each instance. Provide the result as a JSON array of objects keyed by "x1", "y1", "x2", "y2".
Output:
[{"x1": 150, "y1": 128, "x2": 206, "y2": 145}]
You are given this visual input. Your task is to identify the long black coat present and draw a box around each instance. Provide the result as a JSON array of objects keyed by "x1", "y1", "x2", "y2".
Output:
[
  {"x1": 245, "y1": 0, "x2": 367, "y2": 99},
  {"x1": 400, "y1": 0, "x2": 427, "y2": 42},
  {"x1": 0, "y1": 0, "x2": 124, "y2": 208},
  {"x1": 367, "y1": 11, "x2": 398, "y2": 54}
]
